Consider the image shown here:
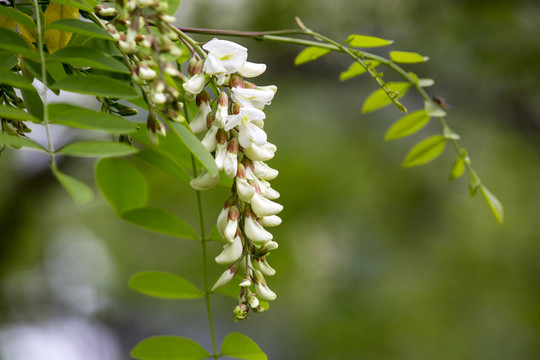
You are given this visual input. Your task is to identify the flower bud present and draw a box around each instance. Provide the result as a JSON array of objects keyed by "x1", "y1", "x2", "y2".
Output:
[
  {"x1": 261, "y1": 215, "x2": 282, "y2": 227},
  {"x1": 238, "y1": 61, "x2": 267, "y2": 78},
  {"x1": 239, "y1": 277, "x2": 252, "y2": 287},
  {"x1": 215, "y1": 92, "x2": 229, "y2": 128},
  {"x1": 183, "y1": 72, "x2": 205, "y2": 96},
  {"x1": 243, "y1": 142, "x2": 275, "y2": 161},
  {"x1": 253, "y1": 270, "x2": 276, "y2": 301},
  {"x1": 215, "y1": 234, "x2": 243, "y2": 265},
  {"x1": 253, "y1": 161, "x2": 279, "y2": 180},
  {"x1": 258, "y1": 240, "x2": 279, "y2": 253},
  {"x1": 253, "y1": 257, "x2": 276, "y2": 276},
  {"x1": 211, "y1": 264, "x2": 238, "y2": 291},
  {"x1": 138, "y1": 63, "x2": 157, "y2": 81},
  {"x1": 201, "y1": 125, "x2": 218, "y2": 152},
  {"x1": 250, "y1": 193, "x2": 283, "y2": 217},
  {"x1": 229, "y1": 74, "x2": 245, "y2": 89},
  {"x1": 215, "y1": 141, "x2": 228, "y2": 171},
  {"x1": 247, "y1": 293, "x2": 260, "y2": 308},
  {"x1": 244, "y1": 214, "x2": 273, "y2": 243},
  {"x1": 190, "y1": 170, "x2": 219, "y2": 190},
  {"x1": 224, "y1": 138, "x2": 239, "y2": 179},
  {"x1": 236, "y1": 176, "x2": 255, "y2": 202},
  {"x1": 233, "y1": 304, "x2": 250, "y2": 321},
  {"x1": 189, "y1": 100, "x2": 211, "y2": 135},
  {"x1": 223, "y1": 206, "x2": 239, "y2": 242}
]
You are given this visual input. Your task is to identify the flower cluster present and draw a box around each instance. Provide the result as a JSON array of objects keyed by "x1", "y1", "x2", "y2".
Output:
[
  {"x1": 96, "y1": 0, "x2": 186, "y2": 143},
  {"x1": 187, "y1": 39, "x2": 282, "y2": 320}
]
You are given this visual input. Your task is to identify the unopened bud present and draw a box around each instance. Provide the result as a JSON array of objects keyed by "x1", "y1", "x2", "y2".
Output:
[
  {"x1": 206, "y1": 110, "x2": 216, "y2": 129},
  {"x1": 211, "y1": 264, "x2": 238, "y2": 291},
  {"x1": 233, "y1": 304, "x2": 250, "y2": 321},
  {"x1": 229, "y1": 74, "x2": 244, "y2": 88}
]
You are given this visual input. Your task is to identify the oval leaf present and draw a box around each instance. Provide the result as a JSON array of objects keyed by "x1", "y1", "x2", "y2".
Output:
[
  {"x1": 0, "y1": 132, "x2": 46, "y2": 151},
  {"x1": 47, "y1": 18, "x2": 113, "y2": 41},
  {"x1": 129, "y1": 272, "x2": 204, "y2": 299},
  {"x1": 0, "y1": 67, "x2": 35, "y2": 90},
  {"x1": 0, "y1": 6, "x2": 36, "y2": 31},
  {"x1": 362, "y1": 82, "x2": 410, "y2": 114},
  {"x1": 0, "y1": 51, "x2": 19, "y2": 69},
  {"x1": 403, "y1": 135, "x2": 447, "y2": 168},
  {"x1": 121, "y1": 206, "x2": 199, "y2": 240},
  {"x1": 339, "y1": 60, "x2": 380, "y2": 82},
  {"x1": 345, "y1": 34, "x2": 393, "y2": 48},
  {"x1": 390, "y1": 51, "x2": 429, "y2": 63},
  {"x1": 449, "y1": 155, "x2": 466, "y2": 181},
  {"x1": 57, "y1": 140, "x2": 138, "y2": 157},
  {"x1": 480, "y1": 185, "x2": 504, "y2": 224},
  {"x1": 51, "y1": 165, "x2": 94, "y2": 205},
  {"x1": 49, "y1": 0, "x2": 94, "y2": 12},
  {"x1": 49, "y1": 103, "x2": 137, "y2": 133},
  {"x1": 0, "y1": 28, "x2": 38, "y2": 60},
  {"x1": 44, "y1": 2, "x2": 79, "y2": 54},
  {"x1": 170, "y1": 122, "x2": 218, "y2": 177},
  {"x1": 0, "y1": 104, "x2": 40, "y2": 123},
  {"x1": 95, "y1": 158, "x2": 148, "y2": 214},
  {"x1": 221, "y1": 333, "x2": 267, "y2": 360},
  {"x1": 51, "y1": 46, "x2": 129, "y2": 73},
  {"x1": 294, "y1": 46, "x2": 331, "y2": 66},
  {"x1": 51, "y1": 74, "x2": 139, "y2": 98},
  {"x1": 135, "y1": 149, "x2": 191, "y2": 183},
  {"x1": 385, "y1": 110, "x2": 431, "y2": 141},
  {"x1": 131, "y1": 336, "x2": 210, "y2": 360},
  {"x1": 21, "y1": 88, "x2": 44, "y2": 121}
]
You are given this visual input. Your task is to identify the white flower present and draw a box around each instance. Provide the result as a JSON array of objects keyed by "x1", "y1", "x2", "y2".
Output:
[
  {"x1": 215, "y1": 234, "x2": 243, "y2": 265},
  {"x1": 183, "y1": 73, "x2": 206, "y2": 96},
  {"x1": 253, "y1": 161, "x2": 278, "y2": 180},
  {"x1": 260, "y1": 240, "x2": 279, "y2": 252},
  {"x1": 247, "y1": 293, "x2": 259, "y2": 308},
  {"x1": 243, "y1": 142, "x2": 276, "y2": 161},
  {"x1": 216, "y1": 206, "x2": 229, "y2": 237},
  {"x1": 236, "y1": 177, "x2": 255, "y2": 202},
  {"x1": 215, "y1": 142, "x2": 228, "y2": 171},
  {"x1": 253, "y1": 258, "x2": 276, "y2": 276},
  {"x1": 238, "y1": 61, "x2": 267, "y2": 78},
  {"x1": 224, "y1": 138, "x2": 239, "y2": 178},
  {"x1": 224, "y1": 107, "x2": 267, "y2": 148},
  {"x1": 231, "y1": 87, "x2": 276, "y2": 109},
  {"x1": 138, "y1": 64, "x2": 157, "y2": 81},
  {"x1": 190, "y1": 101, "x2": 211, "y2": 135},
  {"x1": 190, "y1": 170, "x2": 219, "y2": 190},
  {"x1": 244, "y1": 215, "x2": 273, "y2": 243},
  {"x1": 261, "y1": 215, "x2": 282, "y2": 227},
  {"x1": 203, "y1": 39, "x2": 247, "y2": 83},
  {"x1": 253, "y1": 270, "x2": 276, "y2": 300},
  {"x1": 211, "y1": 265, "x2": 238, "y2": 291},
  {"x1": 250, "y1": 193, "x2": 283, "y2": 216}
]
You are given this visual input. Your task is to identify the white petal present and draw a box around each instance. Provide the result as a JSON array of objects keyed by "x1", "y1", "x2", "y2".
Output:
[
  {"x1": 244, "y1": 216, "x2": 273, "y2": 243},
  {"x1": 215, "y1": 235, "x2": 243, "y2": 265},
  {"x1": 238, "y1": 61, "x2": 267, "y2": 78},
  {"x1": 243, "y1": 143, "x2": 275, "y2": 161},
  {"x1": 203, "y1": 39, "x2": 247, "y2": 74},
  {"x1": 215, "y1": 142, "x2": 228, "y2": 171},
  {"x1": 211, "y1": 265, "x2": 238, "y2": 291},
  {"x1": 190, "y1": 170, "x2": 219, "y2": 190},
  {"x1": 224, "y1": 152, "x2": 238, "y2": 178},
  {"x1": 255, "y1": 282, "x2": 276, "y2": 301},
  {"x1": 201, "y1": 125, "x2": 218, "y2": 152},
  {"x1": 253, "y1": 161, "x2": 278, "y2": 180},
  {"x1": 261, "y1": 215, "x2": 282, "y2": 227},
  {"x1": 203, "y1": 53, "x2": 227, "y2": 75},
  {"x1": 231, "y1": 87, "x2": 275, "y2": 108},
  {"x1": 224, "y1": 113, "x2": 242, "y2": 131},
  {"x1": 224, "y1": 219, "x2": 238, "y2": 243},
  {"x1": 262, "y1": 185, "x2": 280, "y2": 200},
  {"x1": 216, "y1": 206, "x2": 229, "y2": 237},
  {"x1": 182, "y1": 73, "x2": 205, "y2": 95},
  {"x1": 247, "y1": 293, "x2": 259, "y2": 308},
  {"x1": 236, "y1": 177, "x2": 255, "y2": 202},
  {"x1": 254, "y1": 258, "x2": 276, "y2": 276},
  {"x1": 215, "y1": 104, "x2": 229, "y2": 129},
  {"x1": 190, "y1": 102, "x2": 211, "y2": 135},
  {"x1": 250, "y1": 193, "x2": 283, "y2": 216}
]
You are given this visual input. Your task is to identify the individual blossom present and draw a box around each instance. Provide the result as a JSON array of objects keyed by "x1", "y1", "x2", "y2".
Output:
[
  {"x1": 224, "y1": 107, "x2": 267, "y2": 148},
  {"x1": 231, "y1": 86, "x2": 276, "y2": 109},
  {"x1": 203, "y1": 39, "x2": 248, "y2": 84}
]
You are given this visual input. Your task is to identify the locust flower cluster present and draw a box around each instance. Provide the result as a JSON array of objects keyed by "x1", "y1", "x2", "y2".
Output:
[{"x1": 187, "y1": 39, "x2": 282, "y2": 321}]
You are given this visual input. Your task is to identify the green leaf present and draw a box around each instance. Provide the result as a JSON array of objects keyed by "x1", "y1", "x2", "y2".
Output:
[
  {"x1": 0, "y1": 28, "x2": 39, "y2": 60},
  {"x1": 47, "y1": 18, "x2": 113, "y2": 41},
  {"x1": 0, "y1": 132, "x2": 46, "y2": 151},
  {"x1": 130, "y1": 124, "x2": 192, "y2": 170},
  {"x1": 0, "y1": 104, "x2": 40, "y2": 123},
  {"x1": 221, "y1": 333, "x2": 267, "y2": 360},
  {"x1": 95, "y1": 158, "x2": 148, "y2": 214},
  {"x1": 424, "y1": 100, "x2": 447, "y2": 117},
  {"x1": 165, "y1": 0, "x2": 181, "y2": 15},
  {"x1": 22, "y1": 58, "x2": 57, "y2": 87},
  {"x1": 50, "y1": 74, "x2": 139, "y2": 98},
  {"x1": 344, "y1": 34, "x2": 393, "y2": 48},
  {"x1": 362, "y1": 82, "x2": 411, "y2": 114},
  {"x1": 339, "y1": 60, "x2": 380, "y2": 82},
  {"x1": 57, "y1": 141, "x2": 138, "y2": 157},
  {"x1": 170, "y1": 122, "x2": 218, "y2": 177},
  {"x1": 121, "y1": 206, "x2": 199, "y2": 240},
  {"x1": 449, "y1": 154, "x2": 466, "y2": 181},
  {"x1": 51, "y1": 46, "x2": 129, "y2": 73},
  {"x1": 468, "y1": 170, "x2": 481, "y2": 197},
  {"x1": 480, "y1": 185, "x2": 504, "y2": 224},
  {"x1": 402, "y1": 135, "x2": 447, "y2": 168},
  {"x1": 0, "y1": 6, "x2": 36, "y2": 31},
  {"x1": 390, "y1": 51, "x2": 429, "y2": 63},
  {"x1": 49, "y1": 0, "x2": 94, "y2": 12},
  {"x1": 49, "y1": 103, "x2": 138, "y2": 133},
  {"x1": 385, "y1": 110, "x2": 431, "y2": 141},
  {"x1": 135, "y1": 149, "x2": 191, "y2": 183},
  {"x1": 21, "y1": 88, "x2": 44, "y2": 122},
  {"x1": 129, "y1": 272, "x2": 204, "y2": 299},
  {"x1": 131, "y1": 336, "x2": 210, "y2": 360},
  {"x1": 0, "y1": 51, "x2": 19, "y2": 69},
  {"x1": 0, "y1": 67, "x2": 35, "y2": 90},
  {"x1": 51, "y1": 165, "x2": 94, "y2": 205},
  {"x1": 294, "y1": 46, "x2": 331, "y2": 66}
]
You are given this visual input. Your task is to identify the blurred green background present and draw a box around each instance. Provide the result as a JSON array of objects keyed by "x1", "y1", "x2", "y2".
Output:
[{"x1": 1, "y1": 0, "x2": 540, "y2": 359}]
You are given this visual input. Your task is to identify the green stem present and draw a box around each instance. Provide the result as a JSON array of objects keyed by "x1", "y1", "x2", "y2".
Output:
[
  {"x1": 32, "y1": 0, "x2": 55, "y2": 166},
  {"x1": 191, "y1": 157, "x2": 219, "y2": 360}
]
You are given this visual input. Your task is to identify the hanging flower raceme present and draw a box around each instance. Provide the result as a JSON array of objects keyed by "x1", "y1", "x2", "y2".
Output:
[{"x1": 181, "y1": 37, "x2": 282, "y2": 320}]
